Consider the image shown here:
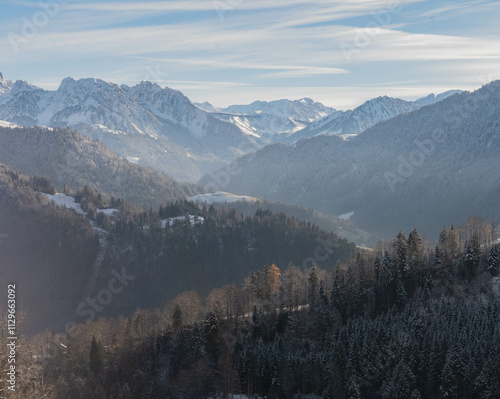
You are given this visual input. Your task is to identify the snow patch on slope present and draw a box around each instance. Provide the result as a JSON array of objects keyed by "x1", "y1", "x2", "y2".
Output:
[
  {"x1": 43, "y1": 193, "x2": 119, "y2": 219},
  {"x1": 338, "y1": 211, "x2": 354, "y2": 220},
  {"x1": 161, "y1": 215, "x2": 205, "y2": 228},
  {"x1": 0, "y1": 120, "x2": 18, "y2": 128},
  {"x1": 188, "y1": 192, "x2": 260, "y2": 205},
  {"x1": 43, "y1": 193, "x2": 86, "y2": 214}
]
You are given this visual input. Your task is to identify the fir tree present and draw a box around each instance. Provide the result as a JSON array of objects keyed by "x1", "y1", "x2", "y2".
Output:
[{"x1": 89, "y1": 335, "x2": 104, "y2": 375}]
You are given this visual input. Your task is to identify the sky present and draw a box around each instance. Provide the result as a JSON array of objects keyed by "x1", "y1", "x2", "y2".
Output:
[{"x1": 0, "y1": 0, "x2": 499, "y2": 109}]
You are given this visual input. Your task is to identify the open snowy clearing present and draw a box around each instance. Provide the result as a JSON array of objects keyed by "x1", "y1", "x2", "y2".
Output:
[{"x1": 188, "y1": 191, "x2": 260, "y2": 205}]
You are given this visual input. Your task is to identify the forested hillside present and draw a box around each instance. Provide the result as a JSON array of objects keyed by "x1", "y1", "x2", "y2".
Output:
[
  {"x1": 0, "y1": 165, "x2": 355, "y2": 332},
  {"x1": 3, "y1": 221, "x2": 499, "y2": 398},
  {"x1": 0, "y1": 163, "x2": 99, "y2": 330},
  {"x1": 205, "y1": 81, "x2": 500, "y2": 240},
  {"x1": 0, "y1": 126, "x2": 200, "y2": 208},
  {"x1": 85, "y1": 198, "x2": 356, "y2": 319},
  {"x1": 207, "y1": 198, "x2": 375, "y2": 246}
]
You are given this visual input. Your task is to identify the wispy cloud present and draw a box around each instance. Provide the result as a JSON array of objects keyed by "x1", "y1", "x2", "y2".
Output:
[{"x1": 1, "y1": 0, "x2": 498, "y2": 108}]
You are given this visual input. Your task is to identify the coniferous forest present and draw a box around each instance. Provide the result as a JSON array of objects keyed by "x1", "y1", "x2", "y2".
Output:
[{"x1": 1, "y1": 183, "x2": 499, "y2": 399}]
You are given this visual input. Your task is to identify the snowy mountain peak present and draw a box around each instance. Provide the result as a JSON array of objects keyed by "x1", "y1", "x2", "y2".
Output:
[
  {"x1": 194, "y1": 101, "x2": 220, "y2": 113},
  {"x1": 59, "y1": 76, "x2": 122, "y2": 93},
  {"x1": 298, "y1": 98, "x2": 316, "y2": 105},
  {"x1": 11, "y1": 79, "x2": 42, "y2": 95},
  {"x1": 416, "y1": 89, "x2": 463, "y2": 106},
  {"x1": 284, "y1": 90, "x2": 464, "y2": 143},
  {"x1": 0, "y1": 75, "x2": 258, "y2": 181},
  {"x1": 222, "y1": 98, "x2": 335, "y2": 122},
  {"x1": 0, "y1": 73, "x2": 14, "y2": 97}
]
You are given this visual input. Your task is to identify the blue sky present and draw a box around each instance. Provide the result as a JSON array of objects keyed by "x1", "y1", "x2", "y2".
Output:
[{"x1": 0, "y1": 0, "x2": 499, "y2": 109}]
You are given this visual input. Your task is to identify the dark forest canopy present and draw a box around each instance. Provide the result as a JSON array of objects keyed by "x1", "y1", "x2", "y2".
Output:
[
  {"x1": 1, "y1": 201, "x2": 499, "y2": 398},
  {"x1": 0, "y1": 164, "x2": 356, "y2": 333}
]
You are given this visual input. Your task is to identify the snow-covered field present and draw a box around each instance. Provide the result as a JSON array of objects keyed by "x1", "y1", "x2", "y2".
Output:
[{"x1": 188, "y1": 192, "x2": 260, "y2": 205}]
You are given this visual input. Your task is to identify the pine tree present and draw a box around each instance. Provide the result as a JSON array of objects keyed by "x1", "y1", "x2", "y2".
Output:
[
  {"x1": 440, "y1": 357, "x2": 459, "y2": 398},
  {"x1": 447, "y1": 225, "x2": 459, "y2": 259},
  {"x1": 433, "y1": 245, "x2": 441, "y2": 268},
  {"x1": 488, "y1": 245, "x2": 499, "y2": 271},
  {"x1": 308, "y1": 264, "x2": 319, "y2": 306},
  {"x1": 172, "y1": 304, "x2": 183, "y2": 331},
  {"x1": 463, "y1": 242, "x2": 478, "y2": 279},
  {"x1": 396, "y1": 231, "x2": 409, "y2": 276},
  {"x1": 396, "y1": 279, "x2": 407, "y2": 309},
  {"x1": 408, "y1": 228, "x2": 423, "y2": 270},
  {"x1": 373, "y1": 256, "x2": 381, "y2": 283},
  {"x1": 89, "y1": 335, "x2": 104, "y2": 375},
  {"x1": 390, "y1": 360, "x2": 417, "y2": 399}
]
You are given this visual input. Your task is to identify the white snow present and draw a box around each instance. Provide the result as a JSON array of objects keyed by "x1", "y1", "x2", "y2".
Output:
[
  {"x1": 338, "y1": 211, "x2": 354, "y2": 220},
  {"x1": 188, "y1": 192, "x2": 260, "y2": 205},
  {"x1": 0, "y1": 120, "x2": 18, "y2": 128},
  {"x1": 127, "y1": 156, "x2": 140, "y2": 164},
  {"x1": 43, "y1": 193, "x2": 119, "y2": 219},
  {"x1": 161, "y1": 215, "x2": 204, "y2": 228},
  {"x1": 43, "y1": 193, "x2": 86, "y2": 214},
  {"x1": 96, "y1": 208, "x2": 119, "y2": 217}
]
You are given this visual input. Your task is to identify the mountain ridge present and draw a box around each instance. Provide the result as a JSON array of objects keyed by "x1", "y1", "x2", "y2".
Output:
[
  {"x1": 200, "y1": 81, "x2": 500, "y2": 239},
  {"x1": 0, "y1": 74, "x2": 259, "y2": 182}
]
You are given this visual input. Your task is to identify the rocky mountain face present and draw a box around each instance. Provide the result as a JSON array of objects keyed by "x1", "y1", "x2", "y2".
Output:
[
  {"x1": 196, "y1": 98, "x2": 336, "y2": 142},
  {"x1": 0, "y1": 72, "x2": 463, "y2": 185},
  {"x1": 284, "y1": 91, "x2": 462, "y2": 142},
  {"x1": 0, "y1": 75, "x2": 259, "y2": 182},
  {"x1": 0, "y1": 72, "x2": 13, "y2": 96},
  {"x1": 200, "y1": 82, "x2": 500, "y2": 239}
]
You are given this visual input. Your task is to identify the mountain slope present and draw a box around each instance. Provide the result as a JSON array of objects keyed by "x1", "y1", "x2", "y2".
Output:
[
  {"x1": 416, "y1": 89, "x2": 463, "y2": 106},
  {"x1": 285, "y1": 90, "x2": 461, "y2": 142},
  {"x1": 0, "y1": 126, "x2": 200, "y2": 208},
  {"x1": 0, "y1": 75, "x2": 258, "y2": 182},
  {"x1": 0, "y1": 163, "x2": 98, "y2": 331},
  {"x1": 197, "y1": 98, "x2": 336, "y2": 141},
  {"x1": 0, "y1": 72, "x2": 13, "y2": 98},
  {"x1": 200, "y1": 81, "x2": 500, "y2": 239}
]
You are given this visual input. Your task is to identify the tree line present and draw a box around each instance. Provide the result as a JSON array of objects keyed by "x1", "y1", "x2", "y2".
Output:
[{"x1": 2, "y1": 219, "x2": 499, "y2": 398}]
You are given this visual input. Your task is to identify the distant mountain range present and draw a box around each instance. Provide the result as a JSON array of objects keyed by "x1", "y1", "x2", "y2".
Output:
[
  {"x1": 0, "y1": 72, "x2": 461, "y2": 183},
  {"x1": 284, "y1": 90, "x2": 462, "y2": 142},
  {"x1": 195, "y1": 98, "x2": 335, "y2": 144},
  {"x1": 0, "y1": 76, "x2": 259, "y2": 182},
  {"x1": 200, "y1": 82, "x2": 500, "y2": 239},
  {"x1": 198, "y1": 91, "x2": 461, "y2": 144}
]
